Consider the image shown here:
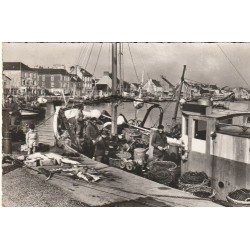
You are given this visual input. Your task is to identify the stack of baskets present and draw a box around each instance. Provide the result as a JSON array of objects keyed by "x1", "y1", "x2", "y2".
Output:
[
  {"x1": 178, "y1": 171, "x2": 215, "y2": 198},
  {"x1": 227, "y1": 189, "x2": 250, "y2": 206},
  {"x1": 146, "y1": 161, "x2": 180, "y2": 186}
]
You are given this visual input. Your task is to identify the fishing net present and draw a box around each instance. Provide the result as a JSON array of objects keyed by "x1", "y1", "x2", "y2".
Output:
[
  {"x1": 178, "y1": 171, "x2": 214, "y2": 198},
  {"x1": 227, "y1": 189, "x2": 250, "y2": 205},
  {"x1": 146, "y1": 161, "x2": 179, "y2": 186},
  {"x1": 185, "y1": 186, "x2": 216, "y2": 199}
]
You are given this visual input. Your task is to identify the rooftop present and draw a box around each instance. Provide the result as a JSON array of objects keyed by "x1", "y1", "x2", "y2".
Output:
[
  {"x1": 3, "y1": 62, "x2": 34, "y2": 71},
  {"x1": 34, "y1": 68, "x2": 69, "y2": 75}
]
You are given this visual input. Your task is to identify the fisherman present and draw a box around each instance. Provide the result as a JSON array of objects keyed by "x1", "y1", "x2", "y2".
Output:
[
  {"x1": 5, "y1": 95, "x2": 21, "y2": 125},
  {"x1": 26, "y1": 123, "x2": 39, "y2": 155},
  {"x1": 151, "y1": 124, "x2": 169, "y2": 161},
  {"x1": 85, "y1": 117, "x2": 99, "y2": 158},
  {"x1": 92, "y1": 130, "x2": 109, "y2": 163},
  {"x1": 75, "y1": 106, "x2": 85, "y2": 138}
]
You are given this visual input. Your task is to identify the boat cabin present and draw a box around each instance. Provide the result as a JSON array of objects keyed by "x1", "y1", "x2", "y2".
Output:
[{"x1": 181, "y1": 102, "x2": 250, "y2": 200}]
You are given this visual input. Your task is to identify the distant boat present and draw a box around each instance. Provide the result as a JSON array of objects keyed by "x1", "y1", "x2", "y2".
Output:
[
  {"x1": 19, "y1": 107, "x2": 46, "y2": 118},
  {"x1": 19, "y1": 102, "x2": 46, "y2": 119},
  {"x1": 37, "y1": 96, "x2": 48, "y2": 107}
]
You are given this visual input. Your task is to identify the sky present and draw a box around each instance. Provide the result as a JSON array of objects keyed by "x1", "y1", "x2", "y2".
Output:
[{"x1": 3, "y1": 42, "x2": 250, "y2": 88}]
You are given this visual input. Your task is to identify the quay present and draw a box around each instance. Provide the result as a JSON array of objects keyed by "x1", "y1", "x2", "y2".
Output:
[{"x1": 2, "y1": 146, "x2": 221, "y2": 207}]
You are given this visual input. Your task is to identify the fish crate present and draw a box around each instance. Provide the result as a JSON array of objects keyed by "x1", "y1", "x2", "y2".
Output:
[{"x1": 109, "y1": 157, "x2": 122, "y2": 168}]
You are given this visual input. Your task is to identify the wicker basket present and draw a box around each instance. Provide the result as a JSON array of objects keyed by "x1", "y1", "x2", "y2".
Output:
[
  {"x1": 185, "y1": 185, "x2": 216, "y2": 199},
  {"x1": 226, "y1": 189, "x2": 250, "y2": 205},
  {"x1": 147, "y1": 161, "x2": 180, "y2": 186},
  {"x1": 226, "y1": 195, "x2": 250, "y2": 205},
  {"x1": 178, "y1": 171, "x2": 210, "y2": 191},
  {"x1": 178, "y1": 178, "x2": 210, "y2": 191}
]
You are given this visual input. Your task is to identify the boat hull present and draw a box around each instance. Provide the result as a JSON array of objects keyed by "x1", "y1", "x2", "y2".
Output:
[{"x1": 20, "y1": 108, "x2": 46, "y2": 118}]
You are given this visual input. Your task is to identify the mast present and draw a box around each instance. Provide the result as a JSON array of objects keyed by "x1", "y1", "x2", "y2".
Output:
[
  {"x1": 119, "y1": 43, "x2": 123, "y2": 94},
  {"x1": 172, "y1": 65, "x2": 186, "y2": 124},
  {"x1": 111, "y1": 43, "x2": 118, "y2": 136}
]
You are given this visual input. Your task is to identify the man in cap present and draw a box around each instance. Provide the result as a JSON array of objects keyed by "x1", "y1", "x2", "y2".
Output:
[
  {"x1": 93, "y1": 129, "x2": 109, "y2": 163},
  {"x1": 85, "y1": 117, "x2": 99, "y2": 158},
  {"x1": 5, "y1": 95, "x2": 21, "y2": 125},
  {"x1": 151, "y1": 124, "x2": 169, "y2": 161}
]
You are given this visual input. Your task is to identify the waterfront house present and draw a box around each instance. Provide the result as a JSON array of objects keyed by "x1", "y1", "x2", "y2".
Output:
[
  {"x1": 142, "y1": 79, "x2": 163, "y2": 96},
  {"x1": 130, "y1": 82, "x2": 140, "y2": 93},
  {"x1": 95, "y1": 71, "x2": 130, "y2": 96},
  {"x1": 69, "y1": 73, "x2": 83, "y2": 96},
  {"x1": 3, "y1": 62, "x2": 39, "y2": 96},
  {"x1": 35, "y1": 67, "x2": 70, "y2": 96},
  {"x1": 80, "y1": 68, "x2": 94, "y2": 95},
  {"x1": 2, "y1": 73, "x2": 12, "y2": 97}
]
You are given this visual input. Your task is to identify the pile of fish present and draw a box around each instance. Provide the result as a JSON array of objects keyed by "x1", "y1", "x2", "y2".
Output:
[
  {"x1": 44, "y1": 165, "x2": 101, "y2": 182},
  {"x1": 24, "y1": 152, "x2": 102, "y2": 182}
]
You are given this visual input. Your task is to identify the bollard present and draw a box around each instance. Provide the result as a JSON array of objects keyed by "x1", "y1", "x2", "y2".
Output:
[{"x1": 2, "y1": 108, "x2": 12, "y2": 154}]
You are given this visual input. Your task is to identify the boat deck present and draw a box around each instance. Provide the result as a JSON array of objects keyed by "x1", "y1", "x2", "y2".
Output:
[{"x1": 26, "y1": 153, "x2": 221, "y2": 207}]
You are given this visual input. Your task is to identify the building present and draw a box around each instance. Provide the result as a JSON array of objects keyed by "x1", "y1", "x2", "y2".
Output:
[
  {"x1": 3, "y1": 62, "x2": 39, "y2": 95},
  {"x1": 142, "y1": 79, "x2": 163, "y2": 95},
  {"x1": 35, "y1": 67, "x2": 70, "y2": 95},
  {"x1": 95, "y1": 71, "x2": 130, "y2": 96},
  {"x1": 130, "y1": 82, "x2": 140, "y2": 93},
  {"x1": 80, "y1": 68, "x2": 94, "y2": 95},
  {"x1": 68, "y1": 66, "x2": 95, "y2": 95},
  {"x1": 2, "y1": 73, "x2": 12, "y2": 96},
  {"x1": 69, "y1": 73, "x2": 83, "y2": 96}
]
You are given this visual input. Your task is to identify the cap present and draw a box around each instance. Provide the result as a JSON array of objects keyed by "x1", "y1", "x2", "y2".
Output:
[{"x1": 157, "y1": 125, "x2": 164, "y2": 129}]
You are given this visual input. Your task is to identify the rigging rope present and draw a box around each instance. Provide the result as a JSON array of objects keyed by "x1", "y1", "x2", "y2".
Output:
[
  {"x1": 93, "y1": 43, "x2": 103, "y2": 75},
  {"x1": 128, "y1": 43, "x2": 140, "y2": 82},
  {"x1": 108, "y1": 43, "x2": 111, "y2": 72},
  {"x1": 216, "y1": 44, "x2": 249, "y2": 88},
  {"x1": 80, "y1": 43, "x2": 90, "y2": 68},
  {"x1": 85, "y1": 43, "x2": 94, "y2": 70},
  {"x1": 76, "y1": 43, "x2": 87, "y2": 67}
]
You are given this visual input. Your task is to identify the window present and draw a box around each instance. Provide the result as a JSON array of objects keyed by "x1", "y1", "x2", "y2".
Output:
[
  {"x1": 51, "y1": 76, "x2": 54, "y2": 81},
  {"x1": 42, "y1": 82, "x2": 45, "y2": 87},
  {"x1": 51, "y1": 82, "x2": 54, "y2": 88},
  {"x1": 25, "y1": 72, "x2": 28, "y2": 77},
  {"x1": 42, "y1": 75, "x2": 45, "y2": 81},
  {"x1": 31, "y1": 73, "x2": 33, "y2": 78},
  {"x1": 194, "y1": 120, "x2": 207, "y2": 140}
]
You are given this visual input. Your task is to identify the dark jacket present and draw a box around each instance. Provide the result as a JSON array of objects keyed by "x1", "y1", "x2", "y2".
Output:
[
  {"x1": 6, "y1": 101, "x2": 19, "y2": 116},
  {"x1": 85, "y1": 122, "x2": 99, "y2": 141},
  {"x1": 151, "y1": 131, "x2": 167, "y2": 157},
  {"x1": 94, "y1": 137, "x2": 106, "y2": 157}
]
